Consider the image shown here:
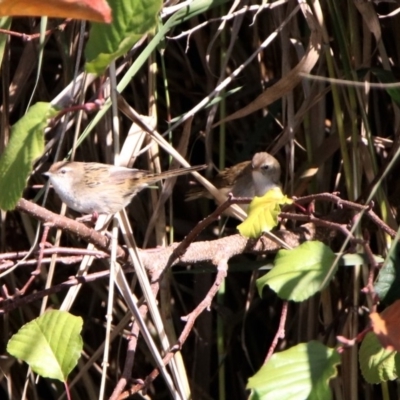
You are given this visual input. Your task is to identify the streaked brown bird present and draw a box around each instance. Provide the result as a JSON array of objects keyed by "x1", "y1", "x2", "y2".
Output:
[{"x1": 44, "y1": 161, "x2": 205, "y2": 215}]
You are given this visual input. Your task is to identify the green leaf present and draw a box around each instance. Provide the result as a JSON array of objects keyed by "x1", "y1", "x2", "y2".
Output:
[
  {"x1": 339, "y1": 252, "x2": 383, "y2": 266},
  {"x1": 85, "y1": 0, "x2": 163, "y2": 75},
  {"x1": 7, "y1": 310, "x2": 83, "y2": 382},
  {"x1": 374, "y1": 242, "x2": 400, "y2": 306},
  {"x1": 395, "y1": 353, "x2": 400, "y2": 378},
  {"x1": 77, "y1": 0, "x2": 230, "y2": 147},
  {"x1": 257, "y1": 241, "x2": 337, "y2": 301},
  {"x1": 247, "y1": 341, "x2": 340, "y2": 400},
  {"x1": 0, "y1": 18, "x2": 11, "y2": 68},
  {"x1": 369, "y1": 68, "x2": 400, "y2": 107},
  {"x1": 359, "y1": 332, "x2": 398, "y2": 384},
  {"x1": 0, "y1": 102, "x2": 57, "y2": 211},
  {"x1": 238, "y1": 187, "x2": 292, "y2": 238}
]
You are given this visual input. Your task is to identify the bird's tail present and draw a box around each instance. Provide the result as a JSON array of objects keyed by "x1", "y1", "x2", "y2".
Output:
[{"x1": 138, "y1": 164, "x2": 206, "y2": 184}]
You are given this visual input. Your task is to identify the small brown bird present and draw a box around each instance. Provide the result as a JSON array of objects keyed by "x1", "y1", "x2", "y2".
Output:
[
  {"x1": 44, "y1": 161, "x2": 205, "y2": 215},
  {"x1": 186, "y1": 152, "x2": 281, "y2": 203}
]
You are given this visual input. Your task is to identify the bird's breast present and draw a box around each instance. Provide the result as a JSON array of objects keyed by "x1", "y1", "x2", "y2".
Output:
[{"x1": 252, "y1": 170, "x2": 278, "y2": 196}]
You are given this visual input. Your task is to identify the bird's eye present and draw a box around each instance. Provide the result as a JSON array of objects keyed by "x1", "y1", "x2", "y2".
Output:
[
  {"x1": 60, "y1": 168, "x2": 67, "y2": 175},
  {"x1": 261, "y1": 165, "x2": 269, "y2": 170}
]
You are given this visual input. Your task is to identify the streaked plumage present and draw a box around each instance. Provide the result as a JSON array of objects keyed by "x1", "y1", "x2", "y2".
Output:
[{"x1": 44, "y1": 161, "x2": 205, "y2": 215}]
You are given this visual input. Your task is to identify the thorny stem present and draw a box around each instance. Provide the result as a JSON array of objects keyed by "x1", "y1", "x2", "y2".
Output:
[
  {"x1": 265, "y1": 301, "x2": 288, "y2": 363},
  {"x1": 8, "y1": 192, "x2": 395, "y2": 395},
  {"x1": 0, "y1": 20, "x2": 70, "y2": 40},
  {"x1": 293, "y1": 192, "x2": 396, "y2": 237},
  {"x1": 0, "y1": 270, "x2": 111, "y2": 313},
  {"x1": 17, "y1": 224, "x2": 52, "y2": 295},
  {"x1": 361, "y1": 237, "x2": 380, "y2": 305},
  {"x1": 165, "y1": 194, "x2": 250, "y2": 269},
  {"x1": 118, "y1": 266, "x2": 228, "y2": 398}
]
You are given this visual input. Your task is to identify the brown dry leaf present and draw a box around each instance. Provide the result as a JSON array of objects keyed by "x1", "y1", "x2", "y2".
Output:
[
  {"x1": 370, "y1": 300, "x2": 400, "y2": 352},
  {"x1": 354, "y1": 0, "x2": 381, "y2": 42},
  {"x1": 0, "y1": 0, "x2": 112, "y2": 23},
  {"x1": 216, "y1": 3, "x2": 322, "y2": 125}
]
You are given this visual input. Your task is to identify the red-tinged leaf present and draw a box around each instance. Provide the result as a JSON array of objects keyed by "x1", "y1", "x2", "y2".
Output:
[
  {"x1": 0, "y1": 0, "x2": 112, "y2": 23},
  {"x1": 370, "y1": 300, "x2": 400, "y2": 352}
]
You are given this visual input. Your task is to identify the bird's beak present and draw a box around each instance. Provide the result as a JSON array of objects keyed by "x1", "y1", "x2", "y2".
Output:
[{"x1": 42, "y1": 172, "x2": 50, "y2": 177}]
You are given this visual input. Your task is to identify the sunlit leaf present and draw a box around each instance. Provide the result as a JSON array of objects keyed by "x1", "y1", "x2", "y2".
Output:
[
  {"x1": 247, "y1": 341, "x2": 340, "y2": 400},
  {"x1": 359, "y1": 332, "x2": 399, "y2": 384},
  {"x1": 340, "y1": 252, "x2": 383, "y2": 266},
  {"x1": 257, "y1": 241, "x2": 337, "y2": 301},
  {"x1": 85, "y1": 0, "x2": 162, "y2": 75},
  {"x1": 7, "y1": 310, "x2": 83, "y2": 382},
  {"x1": 0, "y1": 102, "x2": 58, "y2": 211},
  {"x1": 237, "y1": 187, "x2": 292, "y2": 238}
]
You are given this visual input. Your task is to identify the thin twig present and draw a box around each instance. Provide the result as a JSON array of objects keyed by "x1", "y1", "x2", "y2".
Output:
[
  {"x1": 0, "y1": 20, "x2": 69, "y2": 41},
  {"x1": 17, "y1": 224, "x2": 52, "y2": 295},
  {"x1": 15, "y1": 199, "x2": 127, "y2": 260},
  {"x1": 165, "y1": 194, "x2": 250, "y2": 269},
  {"x1": 119, "y1": 263, "x2": 228, "y2": 398},
  {"x1": 265, "y1": 301, "x2": 289, "y2": 362},
  {"x1": 0, "y1": 270, "x2": 111, "y2": 313}
]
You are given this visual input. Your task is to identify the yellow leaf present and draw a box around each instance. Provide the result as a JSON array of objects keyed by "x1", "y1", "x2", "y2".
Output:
[{"x1": 237, "y1": 187, "x2": 292, "y2": 238}]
